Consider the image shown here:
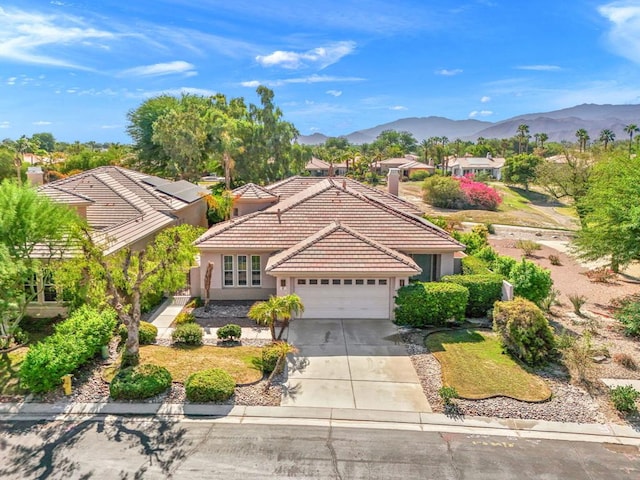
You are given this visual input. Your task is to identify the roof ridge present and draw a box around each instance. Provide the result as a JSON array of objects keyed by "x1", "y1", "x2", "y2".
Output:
[
  {"x1": 233, "y1": 182, "x2": 278, "y2": 198},
  {"x1": 267, "y1": 222, "x2": 341, "y2": 270},
  {"x1": 112, "y1": 166, "x2": 181, "y2": 210},
  {"x1": 93, "y1": 171, "x2": 152, "y2": 215},
  {"x1": 40, "y1": 184, "x2": 95, "y2": 203},
  {"x1": 193, "y1": 211, "x2": 263, "y2": 246},
  {"x1": 264, "y1": 179, "x2": 334, "y2": 213}
]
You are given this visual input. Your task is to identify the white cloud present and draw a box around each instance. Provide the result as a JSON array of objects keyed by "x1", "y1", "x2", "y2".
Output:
[
  {"x1": 326, "y1": 89, "x2": 342, "y2": 97},
  {"x1": 0, "y1": 6, "x2": 116, "y2": 69},
  {"x1": 0, "y1": 121, "x2": 10, "y2": 128},
  {"x1": 32, "y1": 120, "x2": 51, "y2": 125},
  {"x1": 469, "y1": 110, "x2": 493, "y2": 118},
  {"x1": 240, "y1": 74, "x2": 364, "y2": 88},
  {"x1": 6, "y1": 76, "x2": 16, "y2": 85},
  {"x1": 480, "y1": 95, "x2": 491, "y2": 103},
  {"x1": 516, "y1": 65, "x2": 562, "y2": 71},
  {"x1": 119, "y1": 60, "x2": 197, "y2": 77},
  {"x1": 389, "y1": 105, "x2": 408, "y2": 111},
  {"x1": 101, "y1": 124, "x2": 122, "y2": 129},
  {"x1": 435, "y1": 68, "x2": 463, "y2": 76},
  {"x1": 599, "y1": 2, "x2": 640, "y2": 63},
  {"x1": 256, "y1": 41, "x2": 355, "y2": 70}
]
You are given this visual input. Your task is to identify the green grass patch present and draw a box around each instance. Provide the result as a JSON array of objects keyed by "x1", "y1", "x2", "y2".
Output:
[
  {"x1": 426, "y1": 329, "x2": 551, "y2": 402},
  {"x1": 0, "y1": 348, "x2": 28, "y2": 396},
  {"x1": 105, "y1": 345, "x2": 264, "y2": 385}
]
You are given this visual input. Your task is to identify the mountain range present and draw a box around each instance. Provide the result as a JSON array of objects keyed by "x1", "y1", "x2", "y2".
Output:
[{"x1": 296, "y1": 104, "x2": 640, "y2": 145}]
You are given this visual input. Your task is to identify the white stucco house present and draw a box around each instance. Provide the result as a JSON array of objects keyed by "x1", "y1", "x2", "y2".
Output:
[
  {"x1": 192, "y1": 172, "x2": 465, "y2": 320},
  {"x1": 446, "y1": 153, "x2": 506, "y2": 180}
]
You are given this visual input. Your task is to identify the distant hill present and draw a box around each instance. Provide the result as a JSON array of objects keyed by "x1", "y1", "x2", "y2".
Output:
[{"x1": 296, "y1": 103, "x2": 640, "y2": 145}]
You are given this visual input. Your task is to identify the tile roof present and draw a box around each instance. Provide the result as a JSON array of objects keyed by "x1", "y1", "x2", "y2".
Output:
[
  {"x1": 232, "y1": 183, "x2": 278, "y2": 200},
  {"x1": 448, "y1": 155, "x2": 506, "y2": 169},
  {"x1": 39, "y1": 166, "x2": 203, "y2": 255},
  {"x1": 266, "y1": 175, "x2": 422, "y2": 215},
  {"x1": 265, "y1": 222, "x2": 421, "y2": 274},
  {"x1": 305, "y1": 157, "x2": 331, "y2": 170},
  {"x1": 195, "y1": 178, "x2": 463, "y2": 253},
  {"x1": 398, "y1": 160, "x2": 433, "y2": 170}
]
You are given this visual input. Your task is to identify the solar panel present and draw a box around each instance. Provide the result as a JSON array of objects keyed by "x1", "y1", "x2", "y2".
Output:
[
  {"x1": 155, "y1": 180, "x2": 209, "y2": 203},
  {"x1": 140, "y1": 175, "x2": 172, "y2": 187}
]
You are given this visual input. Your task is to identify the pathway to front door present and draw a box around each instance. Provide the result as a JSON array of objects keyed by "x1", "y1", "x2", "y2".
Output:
[{"x1": 283, "y1": 319, "x2": 432, "y2": 412}]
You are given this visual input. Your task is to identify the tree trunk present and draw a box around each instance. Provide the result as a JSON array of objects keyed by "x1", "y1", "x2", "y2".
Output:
[
  {"x1": 224, "y1": 152, "x2": 231, "y2": 190},
  {"x1": 276, "y1": 319, "x2": 289, "y2": 341},
  {"x1": 122, "y1": 291, "x2": 142, "y2": 367},
  {"x1": 203, "y1": 262, "x2": 213, "y2": 312},
  {"x1": 269, "y1": 315, "x2": 277, "y2": 341}
]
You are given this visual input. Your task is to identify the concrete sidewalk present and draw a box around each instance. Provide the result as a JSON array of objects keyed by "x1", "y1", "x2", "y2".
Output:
[{"x1": 1, "y1": 401, "x2": 639, "y2": 447}]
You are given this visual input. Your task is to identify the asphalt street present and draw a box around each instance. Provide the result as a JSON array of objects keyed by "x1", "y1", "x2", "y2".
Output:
[{"x1": 0, "y1": 417, "x2": 638, "y2": 479}]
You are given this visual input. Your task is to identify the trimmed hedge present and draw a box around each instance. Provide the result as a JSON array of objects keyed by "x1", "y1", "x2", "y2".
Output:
[
  {"x1": 394, "y1": 282, "x2": 469, "y2": 327},
  {"x1": 172, "y1": 322, "x2": 203, "y2": 345},
  {"x1": 110, "y1": 364, "x2": 172, "y2": 400},
  {"x1": 118, "y1": 321, "x2": 158, "y2": 345},
  {"x1": 217, "y1": 323, "x2": 242, "y2": 342},
  {"x1": 441, "y1": 274, "x2": 504, "y2": 317},
  {"x1": 20, "y1": 306, "x2": 118, "y2": 393},
  {"x1": 185, "y1": 368, "x2": 235, "y2": 402},
  {"x1": 174, "y1": 311, "x2": 196, "y2": 326},
  {"x1": 491, "y1": 255, "x2": 517, "y2": 277},
  {"x1": 493, "y1": 298, "x2": 556, "y2": 366},
  {"x1": 461, "y1": 256, "x2": 491, "y2": 275}
]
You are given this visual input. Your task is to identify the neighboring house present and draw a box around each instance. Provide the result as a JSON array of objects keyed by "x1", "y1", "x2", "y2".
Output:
[
  {"x1": 446, "y1": 153, "x2": 506, "y2": 180},
  {"x1": 375, "y1": 154, "x2": 420, "y2": 174},
  {"x1": 397, "y1": 159, "x2": 434, "y2": 178},
  {"x1": 304, "y1": 157, "x2": 347, "y2": 177},
  {"x1": 192, "y1": 172, "x2": 464, "y2": 320},
  {"x1": 29, "y1": 166, "x2": 209, "y2": 317}
]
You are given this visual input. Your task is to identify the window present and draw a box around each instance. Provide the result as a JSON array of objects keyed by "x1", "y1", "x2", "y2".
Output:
[
  {"x1": 43, "y1": 270, "x2": 57, "y2": 302},
  {"x1": 400, "y1": 279, "x2": 405, "y2": 287},
  {"x1": 320, "y1": 279, "x2": 329, "y2": 285},
  {"x1": 332, "y1": 279, "x2": 341, "y2": 285},
  {"x1": 223, "y1": 255, "x2": 234, "y2": 286},
  {"x1": 378, "y1": 279, "x2": 388, "y2": 285},
  {"x1": 410, "y1": 254, "x2": 434, "y2": 282},
  {"x1": 251, "y1": 255, "x2": 261, "y2": 286},
  {"x1": 297, "y1": 279, "x2": 306, "y2": 285},
  {"x1": 366, "y1": 279, "x2": 376, "y2": 285},
  {"x1": 237, "y1": 255, "x2": 248, "y2": 286},
  {"x1": 309, "y1": 279, "x2": 318, "y2": 285},
  {"x1": 355, "y1": 279, "x2": 364, "y2": 285},
  {"x1": 280, "y1": 279, "x2": 287, "y2": 287},
  {"x1": 344, "y1": 279, "x2": 353, "y2": 285}
]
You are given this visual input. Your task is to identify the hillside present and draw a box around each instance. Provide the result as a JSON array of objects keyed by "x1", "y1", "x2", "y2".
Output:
[{"x1": 296, "y1": 103, "x2": 640, "y2": 145}]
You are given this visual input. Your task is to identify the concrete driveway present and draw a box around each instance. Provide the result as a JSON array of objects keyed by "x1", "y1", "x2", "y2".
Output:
[{"x1": 282, "y1": 319, "x2": 431, "y2": 412}]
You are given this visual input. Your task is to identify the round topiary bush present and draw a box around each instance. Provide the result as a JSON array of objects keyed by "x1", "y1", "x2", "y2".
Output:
[
  {"x1": 118, "y1": 321, "x2": 158, "y2": 345},
  {"x1": 185, "y1": 368, "x2": 235, "y2": 402},
  {"x1": 109, "y1": 364, "x2": 172, "y2": 400},
  {"x1": 261, "y1": 343, "x2": 283, "y2": 374},
  {"x1": 172, "y1": 322, "x2": 203, "y2": 345},
  {"x1": 217, "y1": 323, "x2": 242, "y2": 342},
  {"x1": 174, "y1": 311, "x2": 196, "y2": 326}
]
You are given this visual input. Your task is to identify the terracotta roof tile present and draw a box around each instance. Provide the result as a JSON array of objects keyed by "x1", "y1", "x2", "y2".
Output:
[{"x1": 232, "y1": 183, "x2": 278, "y2": 200}]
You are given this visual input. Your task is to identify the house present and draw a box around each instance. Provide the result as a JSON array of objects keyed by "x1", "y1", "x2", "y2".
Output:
[
  {"x1": 396, "y1": 159, "x2": 434, "y2": 178},
  {"x1": 30, "y1": 166, "x2": 209, "y2": 316},
  {"x1": 375, "y1": 154, "x2": 421, "y2": 174},
  {"x1": 192, "y1": 170, "x2": 465, "y2": 320},
  {"x1": 446, "y1": 153, "x2": 506, "y2": 180},
  {"x1": 304, "y1": 157, "x2": 348, "y2": 177}
]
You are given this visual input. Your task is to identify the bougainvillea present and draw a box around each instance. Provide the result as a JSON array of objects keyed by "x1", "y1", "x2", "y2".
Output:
[{"x1": 458, "y1": 175, "x2": 502, "y2": 211}]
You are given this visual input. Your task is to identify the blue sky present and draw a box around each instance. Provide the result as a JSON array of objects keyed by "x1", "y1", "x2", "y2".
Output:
[{"x1": 1, "y1": 0, "x2": 640, "y2": 143}]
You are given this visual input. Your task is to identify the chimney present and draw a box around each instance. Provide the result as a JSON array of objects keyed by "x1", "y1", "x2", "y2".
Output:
[
  {"x1": 486, "y1": 152, "x2": 493, "y2": 161},
  {"x1": 387, "y1": 168, "x2": 400, "y2": 196},
  {"x1": 27, "y1": 166, "x2": 44, "y2": 186}
]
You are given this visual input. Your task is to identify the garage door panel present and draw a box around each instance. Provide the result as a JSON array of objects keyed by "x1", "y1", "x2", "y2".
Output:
[{"x1": 295, "y1": 281, "x2": 389, "y2": 319}]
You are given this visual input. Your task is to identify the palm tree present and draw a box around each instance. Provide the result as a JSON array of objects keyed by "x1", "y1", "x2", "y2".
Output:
[
  {"x1": 264, "y1": 341, "x2": 298, "y2": 390},
  {"x1": 533, "y1": 133, "x2": 540, "y2": 147},
  {"x1": 575, "y1": 129, "x2": 589, "y2": 152},
  {"x1": 538, "y1": 132, "x2": 549, "y2": 148},
  {"x1": 247, "y1": 294, "x2": 304, "y2": 341},
  {"x1": 13, "y1": 135, "x2": 37, "y2": 185},
  {"x1": 624, "y1": 124, "x2": 639, "y2": 156},
  {"x1": 516, "y1": 124, "x2": 530, "y2": 154},
  {"x1": 599, "y1": 129, "x2": 615, "y2": 151}
]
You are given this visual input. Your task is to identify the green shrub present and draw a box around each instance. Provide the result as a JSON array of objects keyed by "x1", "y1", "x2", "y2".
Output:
[
  {"x1": 20, "y1": 306, "x2": 118, "y2": 393},
  {"x1": 174, "y1": 311, "x2": 196, "y2": 326},
  {"x1": 261, "y1": 343, "x2": 283, "y2": 374},
  {"x1": 185, "y1": 297, "x2": 204, "y2": 309},
  {"x1": 109, "y1": 364, "x2": 172, "y2": 400},
  {"x1": 453, "y1": 230, "x2": 489, "y2": 255},
  {"x1": 610, "y1": 385, "x2": 639, "y2": 414},
  {"x1": 508, "y1": 258, "x2": 553, "y2": 305},
  {"x1": 491, "y1": 255, "x2": 517, "y2": 277},
  {"x1": 515, "y1": 239, "x2": 542, "y2": 257},
  {"x1": 423, "y1": 215, "x2": 450, "y2": 230},
  {"x1": 422, "y1": 176, "x2": 465, "y2": 208},
  {"x1": 441, "y1": 274, "x2": 504, "y2": 317},
  {"x1": 461, "y1": 256, "x2": 491, "y2": 275},
  {"x1": 394, "y1": 282, "x2": 469, "y2": 327},
  {"x1": 217, "y1": 324, "x2": 242, "y2": 342},
  {"x1": 474, "y1": 246, "x2": 499, "y2": 265},
  {"x1": 615, "y1": 301, "x2": 640, "y2": 337},
  {"x1": 438, "y1": 385, "x2": 459, "y2": 406},
  {"x1": 493, "y1": 298, "x2": 556, "y2": 366},
  {"x1": 172, "y1": 322, "x2": 203, "y2": 345},
  {"x1": 118, "y1": 321, "x2": 158, "y2": 345},
  {"x1": 141, "y1": 290, "x2": 164, "y2": 314},
  {"x1": 409, "y1": 170, "x2": 430, "y2": 182},
  {"x1": 568, "y1": 294, "x2": 587, "y2": 317},
  {"x1": 185, "y1": 368, "x2": 235, "y2": 402}
]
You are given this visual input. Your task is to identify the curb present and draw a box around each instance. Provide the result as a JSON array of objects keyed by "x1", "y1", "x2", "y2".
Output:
[{"x1": 1, "y1": 402, "x2": 638, "y2": 446}]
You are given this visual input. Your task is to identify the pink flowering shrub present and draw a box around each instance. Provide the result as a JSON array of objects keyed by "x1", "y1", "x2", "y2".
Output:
[{"x1": 458, "y1": 175, "x2": 502, "y2": 211}]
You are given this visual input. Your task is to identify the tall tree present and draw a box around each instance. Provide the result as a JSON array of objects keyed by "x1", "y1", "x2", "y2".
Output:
[
  {"x1": 13, "y1": 135, "x2": 39, "y2": 184},
  {"x1": 599, "y1": 129, "x2": 615, "y2": 151},
  {"x1": 516, "y1": 124, "x2": 530, "y2": 154},
  {"x1": 0, "y1": 180, "x2": 82, "y2": 345},
  {"x1": 502, "y1": 154, "x2": 543, "y2": 191},
  {"x1": 248, "y1": 294, "x2": 304, "y2": 341},
  {"x1": 575, "y1": 129, "x2": 589, "y2": 152},
  {"x1": 538, "y1": 133, "x2": 549, "y2": 148},
  {"x1": 574, "y1": 153, "x2": 640, "y2": 272},
  {"x1": 57, "y1": 224, "x2": 204, "y2": 366},
  {"x1": 624, "y1": 124, "x2": 639, "y2": 157},
  {"x1": 31, "y1": 133, "x2": 56, "y2": 154}
]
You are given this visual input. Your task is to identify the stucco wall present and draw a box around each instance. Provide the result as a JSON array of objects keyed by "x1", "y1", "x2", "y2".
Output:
[
  {"x1": 176, "y1": 200, "x2": 208, "y2": 228},
  {"x1": 439, "y1": 252, "x2": 455, "y2": 277}
]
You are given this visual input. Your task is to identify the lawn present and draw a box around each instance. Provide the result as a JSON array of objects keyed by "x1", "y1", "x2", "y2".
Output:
[
  {"x1": 0, "y1": 348, "x2": 28, "y2": 396},
  {"x1": 112, "y1": 345, "x2": 265, "y2": 385},
  {"x1": 426, "y1": 329, "x2": 552, "y2": 402}
]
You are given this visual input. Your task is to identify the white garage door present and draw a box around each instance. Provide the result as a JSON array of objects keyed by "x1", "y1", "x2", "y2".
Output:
[{"x1": 294, "y1": 278, "x2": 390, "y2": 319}]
